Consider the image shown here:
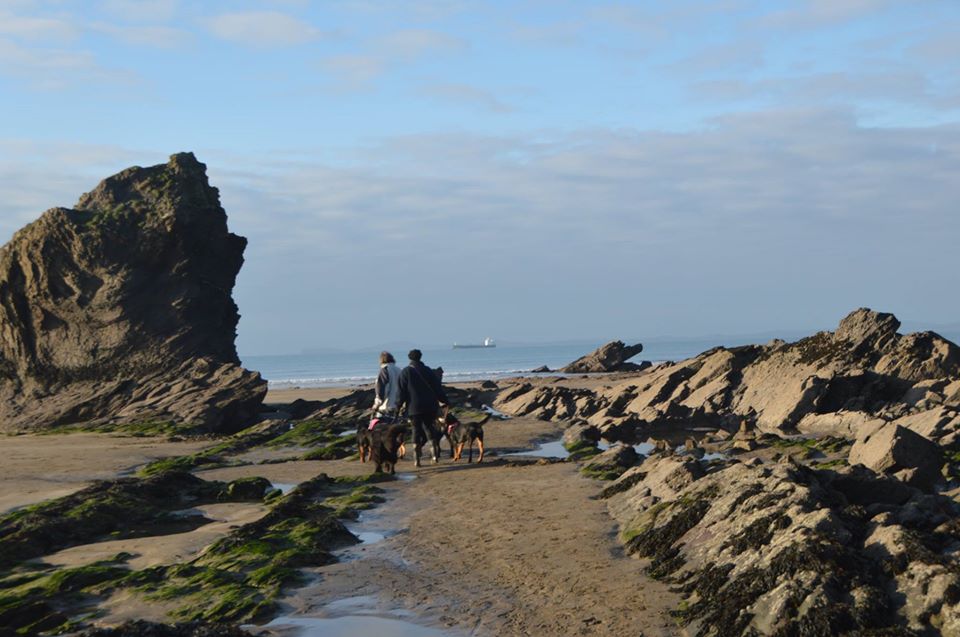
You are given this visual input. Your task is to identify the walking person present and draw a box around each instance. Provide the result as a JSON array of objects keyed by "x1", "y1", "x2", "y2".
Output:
[
  {"x1": 397, "y1": 349, "x2": 448, "y2": 467},
  {"x1": 372, "y1": 351, "x2": 401, "y2": 419}
]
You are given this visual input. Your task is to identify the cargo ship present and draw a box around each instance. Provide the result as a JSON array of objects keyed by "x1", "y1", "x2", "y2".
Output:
[{"x1": 453, "y1": 337, "x2": 496, "y2": 349}]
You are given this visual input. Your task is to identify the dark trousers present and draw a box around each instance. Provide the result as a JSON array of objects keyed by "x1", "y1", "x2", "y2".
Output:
[{"x1": 410, "y1": 412, "x2": 439, "y2": 463}]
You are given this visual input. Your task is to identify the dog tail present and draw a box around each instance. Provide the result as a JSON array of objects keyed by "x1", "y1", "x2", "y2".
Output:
[{"x1": 476, "y1": 414, "x2": 492, "y2": 425}]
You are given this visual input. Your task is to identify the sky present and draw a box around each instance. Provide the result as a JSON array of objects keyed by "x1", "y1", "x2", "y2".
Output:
[{"x1": 1, "y1": 0, "x2": 959, "y2": 355}]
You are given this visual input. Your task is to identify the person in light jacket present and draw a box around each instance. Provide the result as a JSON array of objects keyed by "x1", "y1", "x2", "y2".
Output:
[{"x1": 372, "y1": 351, "x2": 401, "y2": 419}]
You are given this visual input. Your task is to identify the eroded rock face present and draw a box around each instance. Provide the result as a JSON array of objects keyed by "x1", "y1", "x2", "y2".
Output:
[
  {"x1": 606, "y1": 455, "x2": 960, "y2": 635},
  {"x1": 0, "y1": 153, "x2": 266, "y2": 433},
  {"x1": 495, "y1": 309, "x2": 960, "y2": 448},
  {"x1": 560, "y1": 340, "x2": 644, "y2": 373}
]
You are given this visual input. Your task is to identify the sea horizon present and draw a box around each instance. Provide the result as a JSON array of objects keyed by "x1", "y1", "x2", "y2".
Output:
[{"x1": 243, "y1": 325, "x2": 960, "y2": 389}]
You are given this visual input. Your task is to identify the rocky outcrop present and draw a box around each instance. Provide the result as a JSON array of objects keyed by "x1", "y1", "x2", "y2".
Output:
[
  {"x1": 496, "y1": 309, "x2": 960, "y2": 447},
  {"x1": 0, "y1": 153, "x2": 266, "y2": 433},
  {"x1": 606, "y1": 454, "x2": 960, "y2": 635},
  {"x1": 560, "y1": 340, "x2": 644, "y2": 373},
  {"x1": 849, "y1": 423, "x2": 944, "y2": 490}
]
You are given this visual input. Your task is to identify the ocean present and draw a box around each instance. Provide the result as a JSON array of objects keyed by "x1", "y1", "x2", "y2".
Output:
[
  {"x1": 242, "y1": 338, "x2": 754, "y2": 389},
  {"x1": 243, "y1": 325, "x2": 960, "y2": 389}
]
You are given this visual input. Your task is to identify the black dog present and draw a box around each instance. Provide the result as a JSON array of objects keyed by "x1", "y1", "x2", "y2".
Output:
[
  {"x1": 370, "y1": 423, "x2": 409, "y2": 474},
  {"x1": 442, "y1": 413, "x2": 491, "y2": 463}
]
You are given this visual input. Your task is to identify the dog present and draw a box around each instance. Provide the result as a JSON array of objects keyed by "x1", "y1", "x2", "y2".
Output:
[
  {"x1": 356, "y1": 422, "x2": 373, "y2": 463},
  {"x1": 359, "y1": 413, "x2": 408, "y2": 463},
  {"x1": 441, "y1": 413, "x2": 491, "y2": 463},
  {"x1": 369, "y1": 423, "x2": 409, "y2": 474}
]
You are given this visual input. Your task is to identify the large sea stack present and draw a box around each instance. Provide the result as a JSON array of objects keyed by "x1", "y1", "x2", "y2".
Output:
[{"x1": 0, "y1": 152, "x2": 266, "y2": 433}]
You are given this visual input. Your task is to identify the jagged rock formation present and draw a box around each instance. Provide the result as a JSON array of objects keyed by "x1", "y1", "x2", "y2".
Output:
[
  {"x1": 496, "y1": 309, "x2": 960, "y2": 450},
  {"x1": 604, "y1": 454, "x2": 960, "y2": 635},
  {"x1": 560, "y1": 340, "x2": 644, "y2": 373},
  {"x1": 0, "y1": 153, "x2": 266, "y2": 433}
]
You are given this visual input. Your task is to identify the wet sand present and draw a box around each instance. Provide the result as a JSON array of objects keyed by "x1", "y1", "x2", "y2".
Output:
[
  {"x1": 0, "y1": 432, "x2": 212, "y2": 513},
  {"x1": 5, "y1": 389, "x2": 682, "y2": 636},
  {"x1": 273, "y1": 458, "x2": 682, "y2": 637}
]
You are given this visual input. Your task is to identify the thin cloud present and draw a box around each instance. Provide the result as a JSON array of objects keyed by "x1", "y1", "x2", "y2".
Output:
[
  {"x1": 379, "y1": 28, "x2": 465, "y2": 60},
  {"x1": 321, "y1": 54, "x2": 386, "y2": 86},
  {"x1": 206, "y1": 11, "x2": 323, "y2": 47},
  {"x1": 756, "y1": 0, "x2": 897, "y2": 29},
  {"x1": 321, "y1": 28, "x2": 466, "y2": 89},
  {"x1": 89, "y1": 22, "x2": 190, "y2": 48},
  {"x1": 0, "y1": 38, "x2": 136, "y2": 90},
  {"x1": 419, "y1": 82, "x2": 514, "y2": 113},
  {"x1": 98, "y1": 0, "x2": 179, "y2": 23},
  {"x1": 0, "y1": 10, "x2": 77, "y2": 40}
]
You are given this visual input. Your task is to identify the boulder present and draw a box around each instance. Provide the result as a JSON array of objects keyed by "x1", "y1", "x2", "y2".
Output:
[
  {"x1": 0, "y1": 153, "x2": 266, "y2": 433},
  {"x1": 581, "y1": 444, "x2": 638, "y2": 479},
  {"x1": 560, "y1": 340, "x2": 644, "y2": 373},
  {"x1": 562, "y1": 422, "x2": 601, "y2": 447},
  {"x1": 530, "y1": 365, "x2": 552, "y2": 373},
  {"x1": 849, "y1": 424, "x2": 944, "y2": 490},
  {"x1": 223, "y1": 477, "x2": 272, "y2": 501}
]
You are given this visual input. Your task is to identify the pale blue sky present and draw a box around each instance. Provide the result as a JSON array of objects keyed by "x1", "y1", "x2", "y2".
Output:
[{"x1": 2, "y1": 1, "x2": 959, "y2": 354}]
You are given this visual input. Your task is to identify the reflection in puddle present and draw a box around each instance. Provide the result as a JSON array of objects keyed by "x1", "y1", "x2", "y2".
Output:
[
  {"x1": 263, "y1": 614, "x2": 451, "y2": 636},
  {"x1": 350, "y1": 529, "x2": 386, "y2": 545},
  {"x1": 271, "y1": 482, "x2": 297, "y2": 494},
  {"x1": 509, "y1": 435, "x2": 728, "y2": 462},
  {"x1": 397, "y1": 473, "x2": 418, "y2": 482},
  {"x1": 261, "y1": 595, "x2": 450, "y2": 636},
  {"x1": 506, "y1": 440, "x2": 569, "y2": 458},
  {"x1": 338, "y1": 429, "x2": 355, "y2": 437},
  {"x1": 598, "y1": 440, "x2": 655, "y2": 455}
]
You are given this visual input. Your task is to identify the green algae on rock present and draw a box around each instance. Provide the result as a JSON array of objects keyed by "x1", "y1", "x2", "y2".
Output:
[{"x1": 0, "y1": 471, "x2": 271, "y2": 568}]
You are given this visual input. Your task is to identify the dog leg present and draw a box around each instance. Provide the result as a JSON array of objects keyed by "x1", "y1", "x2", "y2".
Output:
[
  {"x1": 477, "y1": 437, "x2": 484, "y2": 463},
  {"x1": 467, "y1": 440, "x2": 473, "y2": 463}
]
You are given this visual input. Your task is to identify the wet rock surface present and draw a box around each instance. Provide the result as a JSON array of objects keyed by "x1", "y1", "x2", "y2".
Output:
[{"x1": 0, "y1": 153, "x2": 265, "y2": 434}]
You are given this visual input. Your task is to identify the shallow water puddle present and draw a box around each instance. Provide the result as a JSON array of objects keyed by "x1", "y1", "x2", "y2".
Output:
[
  {"x1": 271, "y1": 482, "x2": 297, "y2": 494},
  {"x1": 598, "y1": 440, "x2": 656, "y2": 455},
  {"x1": 261, "y1": 613, "x2": 451, "y2": 637},
  {"x1": 506, "y1": 439, "x2": 570, "y2": 458},
  {"x1": 257, "y1": 596, "x2": 453, "y2": 635}
]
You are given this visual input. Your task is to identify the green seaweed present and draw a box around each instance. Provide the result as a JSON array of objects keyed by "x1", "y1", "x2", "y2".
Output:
[
  {"x1": 563, "y1": 439, "x2": 601, "y2": 460},
  {"x1": 117, "y1": 474, "x2": 374, "y2": 624},
  {"x1": 0, "y1": 472, "x2": 270, "y2": 567}
]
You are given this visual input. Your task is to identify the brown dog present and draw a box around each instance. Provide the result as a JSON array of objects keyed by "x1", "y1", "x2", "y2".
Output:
[{"x1": 440, "y1": 413, "x2": 490, "y2": 463}]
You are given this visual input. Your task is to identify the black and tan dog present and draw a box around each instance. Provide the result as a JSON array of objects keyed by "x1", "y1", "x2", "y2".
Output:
[
  {"x1": 356, "y1": 422, "x2": 374, "y2": 463},
  {"x1": 440, "y1": 412, "x2": 491, "y2": 463},
  {"x1": 358, "y1": 416, "x2": 407, "y2": 463},
  {"x1": 369, "y1": 423, "x2": 409, "y2": 474}
]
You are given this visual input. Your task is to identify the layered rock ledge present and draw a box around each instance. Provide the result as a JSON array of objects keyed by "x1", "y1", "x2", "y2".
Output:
[
  {"x1": 496, "y1": 309, "x2": 960, "y2": 452},
  {"x1": 0, "y1": 153, "x2": 265, "y2": 433}
]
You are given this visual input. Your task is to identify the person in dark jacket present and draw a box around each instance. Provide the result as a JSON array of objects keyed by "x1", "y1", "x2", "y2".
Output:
[{"x1": 397, "y1": 348, "x2": 448, "y2": 467}]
